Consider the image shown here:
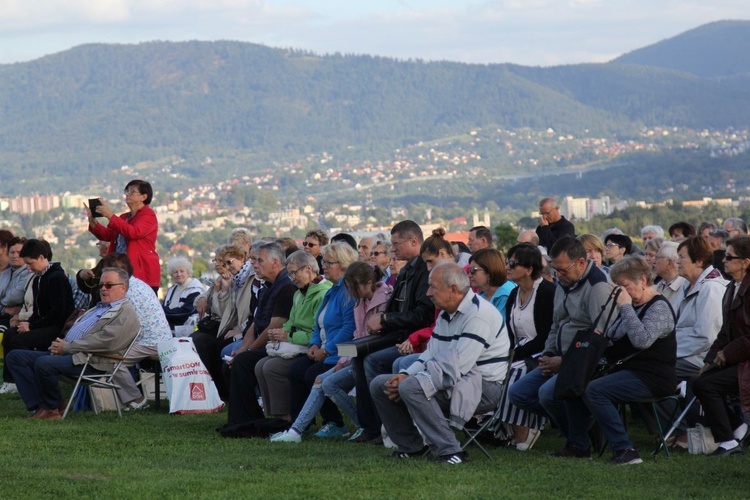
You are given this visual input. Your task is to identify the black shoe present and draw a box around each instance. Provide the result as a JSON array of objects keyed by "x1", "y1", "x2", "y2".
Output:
[
  {"x1": 437, "y1": 451, "x2": 469, "y2": 464},
  {"x1": 710, "y1": 444, "x2": 743, "y2": 457},
  {"x1": 550, "y1": 442, "x2": 591, "y2": 458},
  {"x1": 611, "y1": 447, "x2": 643, "y2": 465},
  {"x1": 390, "y1": 445, "x2": 430, "y2": 459}
]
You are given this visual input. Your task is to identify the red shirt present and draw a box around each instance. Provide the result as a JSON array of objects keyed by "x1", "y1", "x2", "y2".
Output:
[{"x1": 90, "y1": 205, "x2": 161, "y2": 287}]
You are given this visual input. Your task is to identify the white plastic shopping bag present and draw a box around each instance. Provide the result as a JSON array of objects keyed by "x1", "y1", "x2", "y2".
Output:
[{"x1": 157, "y1": 337, "x2": 224, "y2": 414}]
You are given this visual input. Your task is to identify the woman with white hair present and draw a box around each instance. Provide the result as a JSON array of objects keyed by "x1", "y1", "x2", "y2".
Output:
[{"x1": 163, "y1": 256, "x2": 205, "y2": 327}]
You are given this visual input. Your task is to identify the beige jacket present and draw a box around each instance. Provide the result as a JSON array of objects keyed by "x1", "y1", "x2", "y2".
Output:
[{"x1": 61, "y1": 299, "x2": 140, "y2": 371}]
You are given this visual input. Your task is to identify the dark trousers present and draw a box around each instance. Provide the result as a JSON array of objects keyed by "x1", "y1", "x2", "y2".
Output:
[
  {"x1": 352, "y1": 356, "x2": 382, "y2": 437},
  {"x1": 693, "y1": 365, "x2": 743, "y2": 442},
  {"x1": 3, "y1": 326, "x2": 61, "y2": 383},
  {"x1": 6, "y1": 350, "x2": 104, "y2": 410},
  {"x1": 191, "y1": 331, "x2": 232, "y2": 400},
  {"x1": 289, "y1": 356, "x2": 343, "y2": 427},
  {"x1": 225, "y1": 348, "x2": 267, "y2": 424}
]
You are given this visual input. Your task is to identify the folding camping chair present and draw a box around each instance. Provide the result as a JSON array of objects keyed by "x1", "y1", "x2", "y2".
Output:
[
  {"x1": 62, "y1": 329, "x2": 141, "y2": 419},
  {"x1": 460, "y1": 349, "x2": 515, "y2": 460}
]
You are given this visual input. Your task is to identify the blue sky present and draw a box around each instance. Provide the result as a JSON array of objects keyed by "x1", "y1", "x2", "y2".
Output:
[{"x1": 0, "y1": 0, "x2": 747, "y2": 66}]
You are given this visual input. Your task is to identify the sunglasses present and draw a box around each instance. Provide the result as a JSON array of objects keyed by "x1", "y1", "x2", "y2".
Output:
[
  {"x1": 370, "y1": 251, "x2": 386, "y2": 257},
  {"x1": 507, "y1": 259, "x2": 519, "y2": 269},
  {"x1": 723, "y1": 254, "x2": 742, "y2": 261},
  {"x1": 224, "y1": 258, "x2": 237, "y2": 267},
  {"x1": 469, "y1": 266, "x2": 485, "y2": 275},
  {"x1": 96, "y1": 282, "x2": 126, "y2": 290},
  {"x1": 302, "y1": 241, "x2": 317, "y2": 247}
]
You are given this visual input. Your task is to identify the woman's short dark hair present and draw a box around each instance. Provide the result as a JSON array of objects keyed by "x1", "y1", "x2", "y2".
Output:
[
  {"x1": 420, "y1": 228, "x2": 454, "y2": 258},
  {"x1": 677, "y1": 236, "x2": 713, "y2": 269},
  {"x1": 604, "y1": 234, "x2": 633, "y2": 254},
  {"x1": 469, "y1": 248, "x2": 507, "y2": 287},
  {"x1": 126, "y1": 179, "x2": 153, "y2": 205},
  {"x1": 727, "y1": 235, "x2": 750, "y2": 272},
  {"x1": 0, "y1": 230, "x2": 14, "y2": 249},
  {"x1": 507, "y1": 243, "x2": 544, "y2": 280},
  {"x1": 8, "y1": 236, "x2": 27, "y2": 248},
  {"x1": 20, "y1": 238, "x2": 51, "y2": 260},
  {"x1": 331, "y1": 233, "x2": 357, "y2": 251},
  {"x1": 101, "y1": 252, "x2": 135, "y2": 277},
  {"x1": 669, "y1": 221, "x2": 696, "y2": 239}
]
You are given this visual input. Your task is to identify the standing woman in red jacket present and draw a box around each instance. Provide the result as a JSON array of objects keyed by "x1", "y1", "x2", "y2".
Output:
[{"x1": 87, "y1": 180, "x2": 161, "y2": 293}]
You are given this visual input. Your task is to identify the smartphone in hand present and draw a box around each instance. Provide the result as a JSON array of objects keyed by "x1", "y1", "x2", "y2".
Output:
[{"x1": 88, "y1": 198, "x2": 103, "y2": 218}]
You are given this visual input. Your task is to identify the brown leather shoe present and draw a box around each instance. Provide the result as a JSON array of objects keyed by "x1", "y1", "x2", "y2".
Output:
[
  {"x1": 29, "y1": 408, "x2": 62, "y2": 420},
  {"x1": 43, "y1": 409, "x2": 62, "y2": 420}
]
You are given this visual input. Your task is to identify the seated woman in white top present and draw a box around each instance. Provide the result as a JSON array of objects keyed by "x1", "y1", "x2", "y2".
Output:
[{"x1": 162, "y1": 256, "x2": 205, "y2": 328}]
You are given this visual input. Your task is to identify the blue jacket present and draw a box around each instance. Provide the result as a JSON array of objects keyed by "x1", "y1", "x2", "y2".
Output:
[{"x1": 310, "y1": 278, "x2": 355, "y2": 365}]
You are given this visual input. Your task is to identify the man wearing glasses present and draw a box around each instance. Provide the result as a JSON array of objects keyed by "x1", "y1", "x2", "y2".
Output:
[
  {"x1": 349, "y1": 220, "x2": 435, "y2": 443},
  {"x1": 508, "y1": 236, "x2": 614, "y2": 457},
  {"x1": 535, "y1": 198, "x2": 575, "y2": 252},
  {"x1": 5, "y1": 268, "x2": 140, "y2": 420},
  {"x1": 723, "y1": 217, "x2": 747, "y2": 238}
]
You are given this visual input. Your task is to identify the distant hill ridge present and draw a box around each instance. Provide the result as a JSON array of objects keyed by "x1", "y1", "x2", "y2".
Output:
[
  {"x1": 613, "y1": 20, "x2": 750, "y2": 78},
  {"x1": 1, "y1": 20, "x2": 750, "y2": 193}
]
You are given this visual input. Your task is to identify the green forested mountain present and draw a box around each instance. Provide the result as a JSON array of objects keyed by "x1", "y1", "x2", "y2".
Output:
[
  {"x1": 0, "y1": 21, "x2": 749, "y2": 194},
  {"x1": 614, "y1": 20, "x2": 750, "y2": 78}
]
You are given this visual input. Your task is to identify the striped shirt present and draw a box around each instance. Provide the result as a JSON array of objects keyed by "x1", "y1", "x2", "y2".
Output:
[
  {"x1": 404, "y1": 290, "x2": 511, "y2": 383},
  {"x1": 65, "y1": 299, "x2": 126, "y2": 342}
]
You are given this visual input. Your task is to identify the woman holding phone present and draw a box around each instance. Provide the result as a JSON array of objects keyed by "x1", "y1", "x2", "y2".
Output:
[{"x1": 87, "y1": 179, "x2": 161, "y2": 292}]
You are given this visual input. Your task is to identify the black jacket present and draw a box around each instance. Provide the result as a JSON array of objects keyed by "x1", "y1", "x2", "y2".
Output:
[
  {"x1": 381, "y1": 256, "x2": 433, "y2": 340},
  {"x1": 29, "y1": 262, "x2": 74, "y2": 330},
  {"x1": 505, "y1": 279, "x2": 556, "y2": 360},
  {"x1": 536, "y1": 216, "x2": 575, "y2": 251}
]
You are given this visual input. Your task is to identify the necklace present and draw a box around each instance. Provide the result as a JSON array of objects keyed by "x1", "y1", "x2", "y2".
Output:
[{"x1": 517, "y1": 287, "x2": 533, "y2": 311}]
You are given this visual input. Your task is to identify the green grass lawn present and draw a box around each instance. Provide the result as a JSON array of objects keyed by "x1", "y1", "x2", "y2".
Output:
[{"x1": 0, "y1": 390, "x2": 748, "y2": 499}]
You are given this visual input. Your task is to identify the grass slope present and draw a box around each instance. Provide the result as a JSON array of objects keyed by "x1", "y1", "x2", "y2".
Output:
[{"x1": 0, "y1": 391, "x2": 747, "y2": 499}]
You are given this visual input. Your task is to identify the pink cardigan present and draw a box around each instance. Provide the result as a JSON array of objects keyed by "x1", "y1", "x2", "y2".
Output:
[{"x1": 341, "y1": 283, "x2": 392, "y2": 364}]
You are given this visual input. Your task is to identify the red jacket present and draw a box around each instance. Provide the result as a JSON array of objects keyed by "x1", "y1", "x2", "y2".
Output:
[{"x1": 90, "y1": 205, "x2": 161, "y2": 287}]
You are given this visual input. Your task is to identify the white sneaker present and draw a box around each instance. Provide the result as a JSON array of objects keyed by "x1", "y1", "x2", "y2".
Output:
[
  {"x1": 270, "y1": 430, "x2": 301, "y2": 443},
  {"x1": 0, "y1": 383, "x2": 17, "y2": 394},
  {"x1": 124, "y1": 399, "x2": 150, "y2": 412}
]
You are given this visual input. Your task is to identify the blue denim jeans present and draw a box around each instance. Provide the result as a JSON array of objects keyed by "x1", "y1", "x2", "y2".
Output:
[
  {"x1": 392, "y1": 353, "x2": 420, "y2": 373},
  {"x1": 364, "y1": 346, "x2": 402, "y2": 382},
  {"x1": 579, "y1": 370, "x2": 653, "y2": 452},
  {"x1": 291, "y1": 367, "x2": 339, "y2": 434},
  {"x1": 221, "y1": 339, "x2": 243, "y2": 359},
  {"x1": 321, "y1": 365, "x2": 359, "y2": 427}
]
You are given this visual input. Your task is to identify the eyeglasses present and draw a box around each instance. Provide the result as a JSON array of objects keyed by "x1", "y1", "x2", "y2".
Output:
[
  {"x1": 507, "y1": 260, "x2": 519, "y2": 269},
  {"x1": 96, "y1": 282, "x2": 126, "y2": 290},
  {"x1": 224, "y1": 258, "x2": 237, "y2": 267},
  {"x1": 287, "y1": 267, "x2": 307, "y2": 277},
  {"x1": 322, "y1": 260, "x2": 339, "y2": 267},
  {"x1": 604, "y1": 243, "x2": 620, "y2": 249},
  {"x1": 723, "y1": 253, "x2": 742, "y2": 261},
  {"x1": 123, "y1": 189, "x2": 141, "y2": 196},
  {"x1": 391, "y1": 239, "x2": 409, "y2": 248},
  {"x1": 302, "y1": 241, "x2": 317, "y2": 247},
  {"x1": 370, "y1": 251, "x2": 386, "y2": 257},
  {"x1": 469, "y1": 266, "x2": 485, "y2": 275},
  {"x1": 550, "y1": 261, "x2": 577, "y2": 275}
]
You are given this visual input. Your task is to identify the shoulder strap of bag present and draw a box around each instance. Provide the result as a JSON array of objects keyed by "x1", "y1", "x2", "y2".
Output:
[
  {"x1": 601, "y1": 294, "x2": 664, "y2": 373},
  {"x1": 596, "y1": 288, "x2": 621, "y2": 334}
]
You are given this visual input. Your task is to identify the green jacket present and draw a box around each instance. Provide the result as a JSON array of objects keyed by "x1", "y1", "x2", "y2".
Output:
[{"x1": 284, "y1": 278, "x2": 333, "y2": 346}]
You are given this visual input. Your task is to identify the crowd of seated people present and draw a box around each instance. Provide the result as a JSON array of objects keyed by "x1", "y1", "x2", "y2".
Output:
[{"x1": 4, "y1": 194, "x2": 750, "y2": 466}]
